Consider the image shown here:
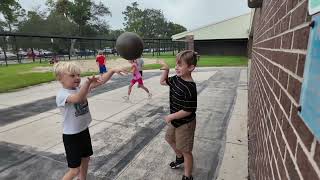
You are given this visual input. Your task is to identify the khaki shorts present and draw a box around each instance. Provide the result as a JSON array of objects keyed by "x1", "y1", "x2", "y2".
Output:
[{"x1": 165, "y1": 120, "x2": 196, "y2": 152}]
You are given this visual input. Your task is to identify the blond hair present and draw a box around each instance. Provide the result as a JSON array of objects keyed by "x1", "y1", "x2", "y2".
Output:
[{"x1": 53, "y1": 61, "x2": 81, "y2": 78}]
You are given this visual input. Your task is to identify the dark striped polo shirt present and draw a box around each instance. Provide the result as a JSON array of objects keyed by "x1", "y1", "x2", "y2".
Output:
[{"x1": 166, "y1": 75, "x2": 197, "y2": 128}]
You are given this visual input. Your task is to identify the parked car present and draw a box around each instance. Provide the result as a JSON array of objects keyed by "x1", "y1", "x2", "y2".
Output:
[
  {"x1": 103, "y1": 48, "x2": 112, "y2": 54},
  {"x1": 103, "y1": 47, "x2": 117, "y2": 55},
  {"x1": 76, "y1": 49, "x2": 95, "y2": 56},
  {"x1": 18, "y1": 50, "x2": 28, "y2": 57},
  {"x1": 40, "y1": 50, "x2": 54, "y2": 58},
  {"x1": 143, "y1": 48, "x2": 153, "y2": 53},
  {"x1": 0, "y1": 51, "x2": 17, "y2": 60}
]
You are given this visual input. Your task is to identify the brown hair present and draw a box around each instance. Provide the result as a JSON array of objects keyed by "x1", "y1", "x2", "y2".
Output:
[{"x1": 176, "y1": 50, "x2": 199, "y2": 66}]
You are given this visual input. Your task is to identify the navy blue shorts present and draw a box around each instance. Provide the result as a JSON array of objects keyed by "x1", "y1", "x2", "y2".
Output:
[
  {"x1": 63, "y1": 128, "x2": 93, "y2": 168},
  {"x1": 99, "y1": 65, "x2": 107, "y2": 74}
]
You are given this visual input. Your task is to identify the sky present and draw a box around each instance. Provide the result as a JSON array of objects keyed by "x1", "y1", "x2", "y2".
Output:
[{"x1": 19, "y1": 0, "x2": 251, "y2": 31}]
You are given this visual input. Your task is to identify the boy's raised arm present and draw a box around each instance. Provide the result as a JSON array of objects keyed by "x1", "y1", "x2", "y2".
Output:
[
  {"x1": 67, "y1": 76, "x2": 99, "y2": 103},
  {"x1": 159, "y1": 60, "x2": 169, "y2": 85},
  {"x1": 100, "y1": 68, "x2": 128, "y2": 84}
]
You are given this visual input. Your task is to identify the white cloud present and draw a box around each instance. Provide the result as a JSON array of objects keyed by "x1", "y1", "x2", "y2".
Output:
[{"x1": 18, "y1": 0, "x2": 250, "y2": 30}]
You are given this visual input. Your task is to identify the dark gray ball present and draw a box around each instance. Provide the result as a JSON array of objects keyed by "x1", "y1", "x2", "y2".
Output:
[{"x1": 116, "y1": 32, "x2": 144, "y2": 60}]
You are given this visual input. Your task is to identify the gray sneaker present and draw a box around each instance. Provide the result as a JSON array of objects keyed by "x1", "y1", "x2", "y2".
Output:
[{"x1": 122, "y1": 96, "x2": 129, "y2": 101}]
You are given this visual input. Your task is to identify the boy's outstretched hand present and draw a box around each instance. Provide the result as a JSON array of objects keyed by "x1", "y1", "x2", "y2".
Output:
[
  {"x1": 112, "y1": 68, "x2": 128, "y2": 76},
  {"x1": 87, "y1": 75, "x2": 101, "y2": 84},
  {"x1": 157, "y1": 60, "x2": 169, "y2": 70},
  {"x1": 88, "y1": 75, "x2": 102, "y2": 90}
]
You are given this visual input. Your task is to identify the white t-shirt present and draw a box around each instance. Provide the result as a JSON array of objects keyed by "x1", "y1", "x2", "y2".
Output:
[
  {"x1": 56, "y1": 87, "x2": 92, "y2": 134},
  {"x1": 136, "y1": 58, "x2": 144, "y2": 71}
]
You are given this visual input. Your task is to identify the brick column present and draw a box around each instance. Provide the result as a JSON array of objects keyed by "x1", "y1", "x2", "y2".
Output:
[{"x1": 185, "y1": 35, "x2": 194, "y2": 51}]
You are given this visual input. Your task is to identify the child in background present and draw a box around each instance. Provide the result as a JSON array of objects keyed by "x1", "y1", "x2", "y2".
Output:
[
  {"x1": 123, "y1": 59, "x2": 152, "y2": 101},
  {"x1": 136, "y1": 56, "x2": 144, "y2": 77},
  {"x1": 96, "y1": 51, "x2": 107, "y2": 74}
]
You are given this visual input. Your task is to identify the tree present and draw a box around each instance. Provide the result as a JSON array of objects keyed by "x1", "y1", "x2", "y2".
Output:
[
  {"x1": 91, "y1": 1, "x2": 111, "y2": 23},
  {"x1": 165, "y1": 22, "x2": 187, "y2": 37},
  {"x1": 46, "y1": 12, "x2": 77, "y2": 35},
  {"x1": 0, "y1": 0, "x2": 25, "y2": 32},
  {"x1": 45, "y1": 0, "x2": 111, "y2": 36},
  {"x1": 46, "y1": 0, "x2": 72, "y2": 18},
  {"x1": 16, "y1": 11, "x2": 47, "y2": 49},
  {"x1": 18, "y1": 11, "x2": 46, "y2": 34},
  {"x1": 107, "y1": 29, "x2": 125, "y2": 39},
  {"x1": 0, "y1": 21, "x2": 6, "y2": 32},
  {"x1": 122, "y1": 2, "x2": 186, "y2": 38},
  {"x1": 69, "y1": 0, "x2": 111, "y2": 36},
  {"x1": 142, "y1": 9, "x2": 166, "y2": 38},
  {"x1": 91, "y1": 21, "x2": 110, "y2": 37},
  {"x1": 122, "y1": 2, "x2": 143, "y2": 33}
]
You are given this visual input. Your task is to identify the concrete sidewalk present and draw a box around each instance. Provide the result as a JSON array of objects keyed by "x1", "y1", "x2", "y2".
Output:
[
  {"x1": 0, "y1": 67, "x2": 248, "y2": 180},
  {"x1": 216, "y1": 68, "x2": 248, "y2": 180}
]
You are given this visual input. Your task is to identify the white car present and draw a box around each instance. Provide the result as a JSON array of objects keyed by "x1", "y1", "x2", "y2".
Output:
[
  {"x1": 0, "y1": 51, "x2": 17, "y2": 59},
  {"x1": 18, "y1": 50, "x2": 28, "y2": 56},
  {"x1": 104, "y1": 48, "x2": 112, "y2": 54}
]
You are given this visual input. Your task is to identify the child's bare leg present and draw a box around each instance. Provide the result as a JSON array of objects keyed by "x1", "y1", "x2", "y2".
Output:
[
  {"x1": 165, "y1": 137, "x2": 183, "y2": 157},
  {"x1": 138, "y1": 85, "x2": 150, "y2": 94},
  {"x1": 79, "y1": 157, "x2": 90, "y2": 180},
  {"x1": 128, "y1": 84, "x2": 134, "y2": 96},
  {"x1": 182, "y1": 151, "x2": 193, "y2": 177},
  {"x1": 62, "y1": 167, "x2": 80, "y2": 180}
]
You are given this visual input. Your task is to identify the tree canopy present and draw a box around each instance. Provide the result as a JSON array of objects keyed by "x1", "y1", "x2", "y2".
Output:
[
  {"x1": 0, "y1": 0, "x2": 25, "y2": 32},
  {"x1": 122, "y1": 2, "x2": 186, "y2": 38},
  {"x1": 0, "y1": 0, "x2": 186, "y2": 39}
]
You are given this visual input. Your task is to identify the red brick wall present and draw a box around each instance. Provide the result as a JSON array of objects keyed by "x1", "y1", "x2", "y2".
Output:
[{"x1": 248, "y1": 0, "x2": 320, "y2": 179}]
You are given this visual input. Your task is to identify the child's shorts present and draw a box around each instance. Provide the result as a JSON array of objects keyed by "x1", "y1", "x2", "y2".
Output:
[
  {"x1": 99, "y1": 65, "x2": 107, "y2": 74},
  {"x1": 165, "y1": 119, "x2": 196, "y2": 152},
  {"x1": 131, "y1": 78, "x2": 143, "y2": 85},
  {"x1": 63, "y1": 128, "x2": 93, "y2": 168}
]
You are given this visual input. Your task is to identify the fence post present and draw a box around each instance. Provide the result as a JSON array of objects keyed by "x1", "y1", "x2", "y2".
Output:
[
  {"x1": 152, "y1": 39, "x2": 155, "y2": 57},
  {"x1": 158, "y1": 39, "x2": 160, "y2": 56},
  {"x1": 30, "y1": 48, "x2": 35, "y2": 62},
  {"x1": 13, "y1": 36, "x2": 20, "y2": 63},
  {"x1": 3, "y1": 36, "x2": 8, "y2": 66},
  {"x1": 172, "y1": 41, "x2": 175, "y2": 56}
]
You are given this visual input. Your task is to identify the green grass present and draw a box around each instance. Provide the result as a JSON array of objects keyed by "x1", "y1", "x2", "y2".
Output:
[
  {"x1": 143, "y1": 55, "x2": 248, "y2": 70},
  {"x1": 0, "y1": 63, "x2": 55, "y2": 93},
  {"x1": 0, "y1": 62, "x2": 97, "y2": 93},
  {"x1": 0, "y1": 55, "x2": 247, "y2": 93}
]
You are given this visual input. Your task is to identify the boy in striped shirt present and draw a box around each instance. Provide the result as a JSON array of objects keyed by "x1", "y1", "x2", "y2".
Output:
[{"x1": 159, "y1": 50, "x2": 198, "y2": 180}]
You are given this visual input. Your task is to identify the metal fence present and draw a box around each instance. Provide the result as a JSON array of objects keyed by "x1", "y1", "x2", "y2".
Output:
[{"x1": 0, "y1": 32, "x2": 187, "y2": 66}]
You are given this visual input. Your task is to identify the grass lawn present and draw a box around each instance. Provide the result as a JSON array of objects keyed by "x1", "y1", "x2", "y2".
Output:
[
  {"x1": 0, "y1": 55, "x2": 247, "y2": 93},
  {"x1": 143, "y1": 55, "x2": 248, "y2": 70},
  {"x1": 0, "y1": 62, "x2": 95, "y2": 93}
]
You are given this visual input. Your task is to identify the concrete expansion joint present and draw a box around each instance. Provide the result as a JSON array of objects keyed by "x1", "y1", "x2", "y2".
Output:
[{"x1": 225, "y1": 141, "x2": 248, "y2": 146}]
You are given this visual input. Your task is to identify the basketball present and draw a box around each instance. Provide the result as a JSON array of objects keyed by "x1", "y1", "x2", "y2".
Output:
[{"x1": 116, "y1": 32, "x2": 144, "y2": 60}]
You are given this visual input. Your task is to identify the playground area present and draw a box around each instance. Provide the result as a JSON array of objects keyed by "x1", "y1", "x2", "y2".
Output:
[
  {"x1": 0, "y1": 67, "x2": 248, "y2": 180},
  {"x1": 29, "y1": 57, "x2": 159, "y2": 73}
]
